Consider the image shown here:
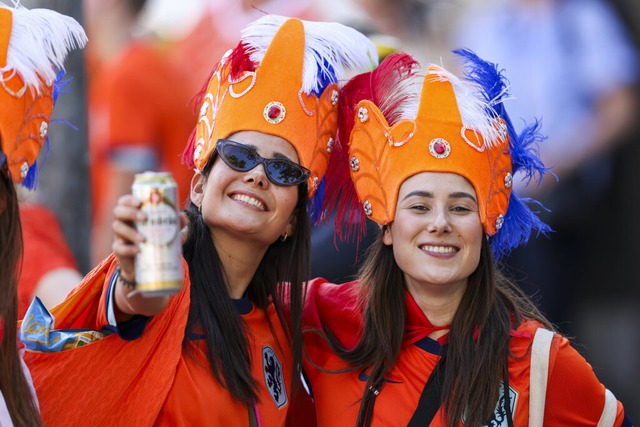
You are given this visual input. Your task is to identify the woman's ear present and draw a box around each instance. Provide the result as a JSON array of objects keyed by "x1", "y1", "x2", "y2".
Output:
[
  {"x1": 284, "y1": 209, "x2": 298, "y2": 237},
  {"x1": 382, "y1": 224, "x2": 393, "y2": 246},
  {"x1": 190, "y1": 172, "x2": 206, "y2": 208}
]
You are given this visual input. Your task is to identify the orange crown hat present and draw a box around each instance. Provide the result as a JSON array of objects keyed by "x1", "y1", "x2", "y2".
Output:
[
  {"x1": 0, "y1": 3, "x2": 87, "y2": 188},
  {"x1": 182, "y1": 15, "x2": 378, "y2": 204},
  {"x1": 332, "y1": 51, "x2": 550, "y2": 258}
]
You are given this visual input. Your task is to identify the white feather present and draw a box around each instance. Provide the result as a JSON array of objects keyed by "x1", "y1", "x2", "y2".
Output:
[
  {"x1": 240, "y1": 14, "x2": 378, "y2": 94},
  {"x1": 375, "y1": 72, "x2": 420, "y2": 125},
  {"x1": 1, "y1": 3, "x2": 87, "y2": 91},
  {"x1": 383, "y1": 65, "x2": 503, "y2": 148}
]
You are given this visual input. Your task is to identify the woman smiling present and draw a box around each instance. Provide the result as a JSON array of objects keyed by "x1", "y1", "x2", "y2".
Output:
[
  {"x1": 21, "y1": 15, "x2": 376, "y2": 427},
  {"x1": 301, "y1": 51, "x2": 632, "y2": 426}
]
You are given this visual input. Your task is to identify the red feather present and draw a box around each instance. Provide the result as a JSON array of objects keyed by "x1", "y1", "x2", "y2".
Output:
[
  {"x1": 229, "y1": 42, "x2": 257, "y2": 80},
  {"x1": 181, "y1": 43, "x2": 258, "y2": 168},
  {"x1": 324, "y1": 52, "x2": 420, "y2": 244}
]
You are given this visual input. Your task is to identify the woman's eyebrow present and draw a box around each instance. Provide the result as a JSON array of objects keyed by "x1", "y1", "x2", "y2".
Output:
[
  {"x1": 402, "y1": 190, "x2": 433, "y2": 201},
  {"x1": 246, "y1": 143, "x2": 294, "y2": 161},
  {"x1": 450, "y1": 192, "x2": 478, "y2": 204},
  {"x1": 271, "y1": 152, "x2": 293, "y2": 160},
  {"x1": 401, "y1": 190, "x2": 478, "y2": 204}
]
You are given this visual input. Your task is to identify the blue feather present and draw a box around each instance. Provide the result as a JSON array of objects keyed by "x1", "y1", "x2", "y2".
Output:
[
  {"x1": 310, "y1": 54, "x2": 336, "y2": 97},
  {"x1": 309, "y1": 176, "x2": 327, "y2": 225},
  {"x1": 22, "y1": 69, "x2": 75, "y2": 190},
  {"x1": 22, "y1": 162, "x2": 38, "y2": 190},
  {"x1": 454, "y1": 48, "x2": 552, "y2": 259},
  {"x1": 53, "y1": 68, "x2": 71, "y2": 104}
]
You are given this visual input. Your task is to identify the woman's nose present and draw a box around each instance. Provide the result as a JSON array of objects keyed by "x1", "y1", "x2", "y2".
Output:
[
  {"x1": 243, "y1": 162, "x2": 270, "y2": 188},
  {"x1": 427, "y1": 209, "x2": 451, "y2": 234}
]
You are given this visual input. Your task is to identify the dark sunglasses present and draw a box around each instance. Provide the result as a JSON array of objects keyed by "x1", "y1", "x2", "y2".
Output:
[{"x1": 216, "y1": 139, "x2": 310, "y2": 186}]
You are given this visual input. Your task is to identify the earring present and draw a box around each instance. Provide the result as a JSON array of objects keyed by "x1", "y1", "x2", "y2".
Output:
[
  {"x1": 198, "y1": 204, "x2": 202, "y2": 213},
  {"x1": 280, "y1": 232, "x2": 288, "y2": 243}
]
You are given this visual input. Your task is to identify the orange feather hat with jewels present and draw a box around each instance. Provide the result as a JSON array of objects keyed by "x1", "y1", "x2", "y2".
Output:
[
  {"x1": 333, "y1": 51, "x2": 550, "y2": 258},
  {"x1": 183, "y1": 15, "x2": 377, "y2": 199},
  {"x1": 349, "y1": 65, "x2": 512, "y2": 235},
  {"x1": 0, "y1": 5, "x2": 86, "y2": 187}
]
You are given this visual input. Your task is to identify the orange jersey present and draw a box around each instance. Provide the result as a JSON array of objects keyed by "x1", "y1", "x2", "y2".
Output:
[
  {"x1": 23, "y1": 255, "x2": 295, "y2": 426},
  {"x1": 89, "y1": 41, "x2": 195, "y2": 223},
  {"x1": 302, "y1": 279, "x2": 630, "y2": 426},
  {"x1": 152, "y1": 304, "x2": 293, "y2": 426}
]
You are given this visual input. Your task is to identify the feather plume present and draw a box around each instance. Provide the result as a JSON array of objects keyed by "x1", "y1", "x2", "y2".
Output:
[
  {"x1": 1, "y1": 4, "x2": 87, "y2": 92},
  {"x1": 240, "y1": 15, "x2": 378, "y2": 94},
  {"x1": 18, "y1": 67, "x2": 62, "y2": 190},
  {"x1": 181, "y1": 63, "x2": 220, "y2": 169},
  {"x1": 325, "y1": 53, "x2": 420, "y2": 243},
  {"x1": 426, "y1": 66, "x2": 502, "y2": 148},
  {"x1": 453, "y1": 48, "x2": 551, "y2": 258}
]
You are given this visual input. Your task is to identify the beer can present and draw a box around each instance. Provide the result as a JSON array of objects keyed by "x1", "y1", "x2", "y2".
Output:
[{"x1": 132, "y1": 171, "x2": 183, "y2": 295}]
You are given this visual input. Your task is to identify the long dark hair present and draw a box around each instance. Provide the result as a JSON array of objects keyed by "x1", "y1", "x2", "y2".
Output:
[
  {"x1": 0, "y1": 169, "x2": 43, "y2": 426},
  {"x1": 181, "y1": 155, "x2": 310, "y2": 406},
  {"x1": 325, "y1": 229, "x2": 553, "y2": 427}
]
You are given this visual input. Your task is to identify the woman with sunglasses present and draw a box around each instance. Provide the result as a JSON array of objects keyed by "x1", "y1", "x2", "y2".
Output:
[
  {"x1": 0, "y1": 4, "x2": 86, "y2": 426},
  {"x1": 300, "y1": 52, "x2": 633, "y2": 426},
  {"x1": 21, "y1": 15, "x2": 375, "y2": 426}
]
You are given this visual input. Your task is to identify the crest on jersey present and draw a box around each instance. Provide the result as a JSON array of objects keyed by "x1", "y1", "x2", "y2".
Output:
[
  {"x1": 484, "y1": 383, "x2": 518, "y2": 427},
  {"x1": 462, "y1": 382, "x2": 517, "y2": 426},
  {"x1": 263, "y1": 345, "x2": 288, "y2": 408}
]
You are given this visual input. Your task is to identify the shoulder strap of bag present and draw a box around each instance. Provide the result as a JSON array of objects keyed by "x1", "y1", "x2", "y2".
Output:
[
  {"x1": 597, "y1": 389, "x2": 618, "y2": 427},
  {"x1": 407, "y1": 357, "x2": 446, "y2": 427},
  {"x1": 528, "y1": 328, "x2": 554, "y2": 427},
  {"x1": 529, "y1": 328, "x2": 619, "y2": 427}
]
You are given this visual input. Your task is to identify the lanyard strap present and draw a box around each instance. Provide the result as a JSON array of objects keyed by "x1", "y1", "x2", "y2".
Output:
[
  {"x1": 407, "y1": 357, "x2": 446, "y2": 427},
  {"x1": 407, "y1": 357, "x2": 514, "y2": 427}
]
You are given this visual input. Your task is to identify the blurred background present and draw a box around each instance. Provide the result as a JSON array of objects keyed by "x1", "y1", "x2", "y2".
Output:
[{"x1": 21, "y1": 0, "x2": 640, "y2": 420}]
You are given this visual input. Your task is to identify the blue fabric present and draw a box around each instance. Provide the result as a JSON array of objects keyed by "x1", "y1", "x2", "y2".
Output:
[{"x1": 20, "y1": 297, "x2": 114, "y2": 352}]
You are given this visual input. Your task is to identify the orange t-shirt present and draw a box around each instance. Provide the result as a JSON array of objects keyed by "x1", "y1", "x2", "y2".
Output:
[
  {"x1": 302, "y1": 279, "x2": 629, "y2": 426},
  {"x1": 151, "y1": 305, "x2": 294, "y2": 426},
  {"x1": 89, "y1": 40, "x2": 195, "y2": 224}
]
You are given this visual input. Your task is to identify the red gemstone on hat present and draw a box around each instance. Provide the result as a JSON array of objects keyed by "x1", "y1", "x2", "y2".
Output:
[
  {"x1": 268, "y1": 105, "x2": 281, "y2": 119},
  {"x1": 434, "y1": 141, "x2": 446, "y2": 154}
]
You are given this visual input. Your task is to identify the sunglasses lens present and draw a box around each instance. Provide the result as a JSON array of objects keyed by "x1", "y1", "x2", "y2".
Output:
[
  {"x1": 220, "y1": 144, "x2": 257, "y2": 171},
  {"x1": 217, "y1": 139, "x2": 309, "y2": 186},
  {"x1": 266, "y1": 161, "x2": 308, "y2": 186}
]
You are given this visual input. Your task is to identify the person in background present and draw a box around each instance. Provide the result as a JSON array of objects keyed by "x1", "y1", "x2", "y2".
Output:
[
  {"x1": 17, "y1": 197, "x2": 82, "y2": 319},
  {"x1": 301, "y1": 51, "x2": 632, "y2": 426},
  {"x1": 21, "y1": 15, "x2": 376, "y2": 426},
  {"x1": 85, "y1": 0, "x2": 196, "y2": 264},
  {"x1": 450, "y1": 0, "x2": 639, "y2": 328},
  {"x1": 169, "y1": 0, "x2": 322, "y2": 97},
  {"x1": 0, "y1": 2, "x2": 87, "y2": 425}
]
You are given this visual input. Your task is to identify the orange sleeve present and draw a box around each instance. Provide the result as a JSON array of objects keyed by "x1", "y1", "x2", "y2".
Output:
[
  {"x1": 544, "y1": 335, "x2": 627, "y2": 426},
  {"x1": 18, "y1": 205, "x2": 78, "y2": 318},
  {"x1": 22, "y1": 258, "x2": 192, "y2": 427}
]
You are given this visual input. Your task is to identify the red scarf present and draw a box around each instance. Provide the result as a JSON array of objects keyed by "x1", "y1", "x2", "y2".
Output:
[{"x1": 403, "y1": 290, "x2": 450, "y2": 347}]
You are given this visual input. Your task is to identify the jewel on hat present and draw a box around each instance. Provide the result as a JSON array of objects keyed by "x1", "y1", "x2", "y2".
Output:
[
  {"x1": 264, "y1": 101, "x2": 286, "y2": 124},
  {"x1": 429, "y1": 138, "x2": 450, "y2": 158}
]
